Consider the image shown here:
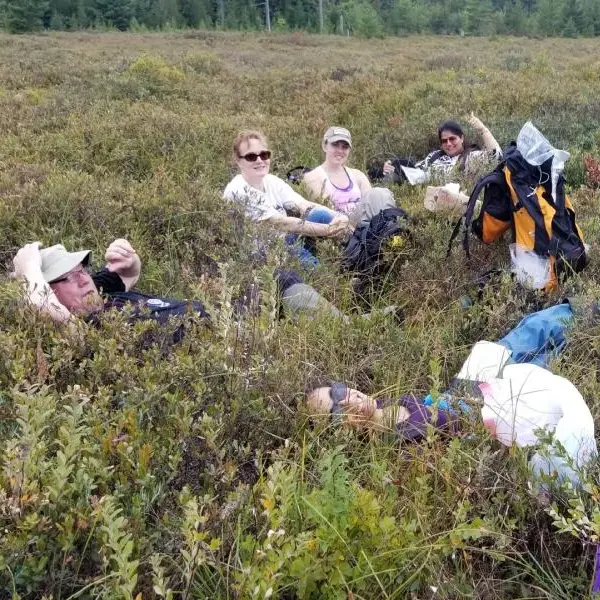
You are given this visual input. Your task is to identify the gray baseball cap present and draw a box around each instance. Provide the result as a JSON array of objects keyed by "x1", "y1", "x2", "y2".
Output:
[
  {"x1": 323, "y1": 126, "x2": 352, "y2": 147},
  {"x1": 40, "y1": 244, "x2": 91, "y2": 283}
]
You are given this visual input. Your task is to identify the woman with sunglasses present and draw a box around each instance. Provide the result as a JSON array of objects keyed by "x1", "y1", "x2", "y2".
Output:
[
  {"x1": 382, "y1": 114, "x2": 501, "y2": 181},
  {"x1": 305, "y1": 381, "x2": 457, "y2": 440},
  {"x1": 224, "y1": 130, "x2": 350, "y2": 268}
]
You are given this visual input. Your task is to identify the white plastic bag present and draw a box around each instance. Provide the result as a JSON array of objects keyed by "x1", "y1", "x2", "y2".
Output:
[
  {"x1": 423, "y1": 183, "x2": 469, "y2": 213},
  {"x1": 400, "y1": 165, "x2": 429, "y2": 185},
  {"x1": 516, "y1": 121, "x2": 570, "y2": 203},
  {"x1": 509, "y1": 243, "x2": 550, "y2": 289}
]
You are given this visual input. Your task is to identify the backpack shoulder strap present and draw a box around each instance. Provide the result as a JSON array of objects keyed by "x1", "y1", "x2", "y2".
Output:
[{"x1": 446, "y1": 170, "x2": 506, "y2": 258}]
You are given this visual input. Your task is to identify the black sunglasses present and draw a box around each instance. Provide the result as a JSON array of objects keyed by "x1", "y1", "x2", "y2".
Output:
[
  {"x1": 441, "y1": 135, "x2": 459, "y2": 144},
  {"x1": 329, "y1": 382, "x2": 348, "y2": 418},
  {"x1": 239, "y1": 150, "x2": 272, "y2": 162}
]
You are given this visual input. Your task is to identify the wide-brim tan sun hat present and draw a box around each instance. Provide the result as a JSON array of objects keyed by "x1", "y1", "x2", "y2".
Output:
[{"x1": 40, "y1": 244, "x2": 91, "y2": 283}]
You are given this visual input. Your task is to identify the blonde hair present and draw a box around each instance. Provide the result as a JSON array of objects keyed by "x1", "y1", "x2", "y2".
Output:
[{"x1": 233, "y1": 130, "x2": 268, "y2": 160}]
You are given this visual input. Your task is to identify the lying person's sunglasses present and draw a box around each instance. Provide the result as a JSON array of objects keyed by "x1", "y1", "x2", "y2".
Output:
[
  {"x1": 329, "y1": 382, "x2": 348, "y2": 418},
  {"x1": 239, "y1": 150, "x2": 272, "y2": 162}
]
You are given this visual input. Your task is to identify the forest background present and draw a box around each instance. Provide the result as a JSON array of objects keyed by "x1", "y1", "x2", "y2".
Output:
[{"x1": 3, "y1": 0, "x2": 600, "y2": 38}]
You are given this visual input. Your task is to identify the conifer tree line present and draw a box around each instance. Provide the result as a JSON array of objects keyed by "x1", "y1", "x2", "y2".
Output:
[{"x1": 2, "y1": 0, "x2": 600, "y2": 38}]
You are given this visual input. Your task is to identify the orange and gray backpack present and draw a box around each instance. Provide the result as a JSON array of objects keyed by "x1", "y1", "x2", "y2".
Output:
[{"x1": 448, "y1": 143, "x2": 587, "y2": 291}]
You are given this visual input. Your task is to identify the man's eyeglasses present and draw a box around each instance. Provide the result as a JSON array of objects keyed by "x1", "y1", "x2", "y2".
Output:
[
  {"x1": 441, "y1": 135, "x2": 459, "y2": 144},
  {"x1": 51, "y1": 264, "x2": 91, "y2": 284},
  {"x1": 239, "y1": 150, "x2": 272, "y2": 162}
]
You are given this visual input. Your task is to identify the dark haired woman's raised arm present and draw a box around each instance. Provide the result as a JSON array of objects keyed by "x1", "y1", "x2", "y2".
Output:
[{"x1": 468, "y1": 113, "x2": 501, "y2": 154}]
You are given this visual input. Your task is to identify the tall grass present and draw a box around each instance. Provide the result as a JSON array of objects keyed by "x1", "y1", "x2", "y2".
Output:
[{"x1": 1, "y1": 31, "x2": 600, "y2": 598}]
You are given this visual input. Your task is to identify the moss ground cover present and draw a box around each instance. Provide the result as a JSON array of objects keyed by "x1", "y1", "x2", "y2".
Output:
[{"x1": 2, "y1": 31, "x2": 600, "y2": 598}]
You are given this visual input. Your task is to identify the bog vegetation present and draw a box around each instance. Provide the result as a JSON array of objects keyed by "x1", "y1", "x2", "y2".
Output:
[{"x1": 2, "y1": 31, "x2": 600, "y2": 599}]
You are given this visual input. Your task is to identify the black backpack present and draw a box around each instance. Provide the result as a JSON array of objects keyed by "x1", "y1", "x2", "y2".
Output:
[
  {"x1": 286, "y1": 165, "x2": 313, "y2": 185},
  {"x1": 341, "y1": 207, "x2": 410, "y2": 274}
]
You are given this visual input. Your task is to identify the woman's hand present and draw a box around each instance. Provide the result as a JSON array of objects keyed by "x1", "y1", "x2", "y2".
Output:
[
  {"x1": 467, "y1": 113, "x2": 486, "y2": 132},
  {"x1": 105, "y1": 239, "x2": 140, "y2": 276},
  {"x1": 467, "y1": 112, "x2": 500, "y2": 153},
  {"x1": 340, "y1": 389, "x2": 377, "y2": 417},
  {"x1": 105, "y1": 238, "x2": 141, "y2": 290},
  {"x1": 327, "y1": 213, "x2": 351, "y2": 237},
  {"x1": 383, "y1": 160, "x2": 395, "y2": 176}
]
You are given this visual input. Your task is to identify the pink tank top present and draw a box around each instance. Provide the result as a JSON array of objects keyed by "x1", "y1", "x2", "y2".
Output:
[{"x1": 318, "y1": 166, "x2": 362, "y2": 214}]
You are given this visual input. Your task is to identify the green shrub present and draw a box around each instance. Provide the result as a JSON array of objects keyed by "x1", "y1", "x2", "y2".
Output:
[{"x1": 1, "y1": 31, "x2": 599, "y2": 599}]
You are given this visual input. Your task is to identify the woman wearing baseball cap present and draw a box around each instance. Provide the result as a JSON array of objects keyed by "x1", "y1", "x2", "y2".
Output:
[
  {"x1": 304, "y1": 126, "x2": 373, "y2": 218},
  {"x1": 304, "y1": 126, "x2": 397, "y2": 229}
]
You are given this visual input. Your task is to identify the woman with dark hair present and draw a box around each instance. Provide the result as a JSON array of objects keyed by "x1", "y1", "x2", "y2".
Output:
[{"x1": 382, "y1": 114, "x2": 501, "y2": 182}]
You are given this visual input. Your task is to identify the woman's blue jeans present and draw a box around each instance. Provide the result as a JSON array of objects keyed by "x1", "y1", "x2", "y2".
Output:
[{"x1": 285, "y1": 207, "x2": 333, "y2": 268}]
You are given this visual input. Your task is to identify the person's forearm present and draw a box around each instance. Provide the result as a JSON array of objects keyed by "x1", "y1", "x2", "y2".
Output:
[
  {"x1": 481, "y1": 128, "x2": 500, "y2": 153},
  {"x1": 21, "y1": 270, "x2": 72, "y2": 323},
  {"x1": 473, "y1": 121, "x2": 500, "y2": 153},
  {"x1": 108, "y1": 255, "x2": 141, "y2": 291},
  {"x1": 267, "y1": 215, "x2": 332, "y2": 237}
]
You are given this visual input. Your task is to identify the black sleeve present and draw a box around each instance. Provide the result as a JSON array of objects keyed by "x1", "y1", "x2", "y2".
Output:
[{"x1": 92, "y1": 268, "x2": 126, "y2": 295}]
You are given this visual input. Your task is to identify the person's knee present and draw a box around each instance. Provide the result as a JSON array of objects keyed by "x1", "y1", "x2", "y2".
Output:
[
  {"x1": 364, "y1": 187, "x2": 395, "y2": 210},
  {"x1": 274, "y1": 269, "x2": 304, "y2": 295}
]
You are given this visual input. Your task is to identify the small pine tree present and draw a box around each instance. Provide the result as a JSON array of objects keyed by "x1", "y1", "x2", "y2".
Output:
[
  {"x1": 536, "y1": 0, "x2": 559, "y2": 35},
  {"x1": 178, "y1": 0, "x2": 206, "y2": 27},
  {"x1": 581, "y1": 0, "x2": 600, "y2": 35},
  {"x1": 562, "y1": 0, "x2": 583, "y2": 32},
  {"x1": 49, "y1": 8, "x2": 64, "y2": 27},
  {"x1": 464, "y1": 0, "x2": 496, "y2": 34},
  {"x1": 342, "y1": 0, "x2": 384, "y2": 38},
  {"x1": 562, "y1": 15, "x2": 578, "y2": 36},
  {"x1": 503, "y1": 0, "x2": 526, "y2": 34}
]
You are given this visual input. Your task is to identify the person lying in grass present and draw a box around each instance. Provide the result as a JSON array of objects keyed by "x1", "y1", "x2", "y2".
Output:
[
  {"x1": 12, "y1": 239, "x2": 210, "y2": 327},
  {"x1": 380, "y1": 114, "x2": 501, "y2": 183},
  {"x1": 303, "y1": 125, "x2": 399, "y2": 227},
  {"x1": 11, "y1": 240, "x2": 389, "y2": 330},
  {"x1": 306, "y1": 381, "x2": 458, "y2": 441},
  {"x1": 223, "y1": 129, "x2": 350, "y2": 268},
  {"x1": 306, "y1": 305, "x2": 597, "y2": 486}
]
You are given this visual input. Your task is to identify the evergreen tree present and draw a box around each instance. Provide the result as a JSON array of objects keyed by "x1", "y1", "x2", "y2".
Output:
[
  {"x1": 49, "y1": 8, "x2": 64, "y2": 26},
  {"x1": 464, "y1": 0, "x2": 496, "y2": 34},
  {"x1": 178, "y1": 0, "x2": 209, "y2": 26},
  {"x1": 581, "y1": 0, "x2": 600, "y2": 35},
  {"x1": 95, "y1": 0, "x2": 132, "y2": 28},
  {"x1": 536, "y1": 0, "x2": 559, "y2": 35},
  {"x1": 341, "y1": 0, "x2": 384, "y2": 37},
  {"x1": 3, "y1": 0, "x2": 49, "y2": 31},
  {"x1": 562, "y1": 0, "x2": 583, "y2": 32},
  {"x1": 503, "y1": 0, "x2": 526, "y2": 33},
  {"x1": 562, "y1": 15, "x2": 578, "y2": 36},
  {"x1": 73, "y1": 0, "x2": 91, "y2": 27}
]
